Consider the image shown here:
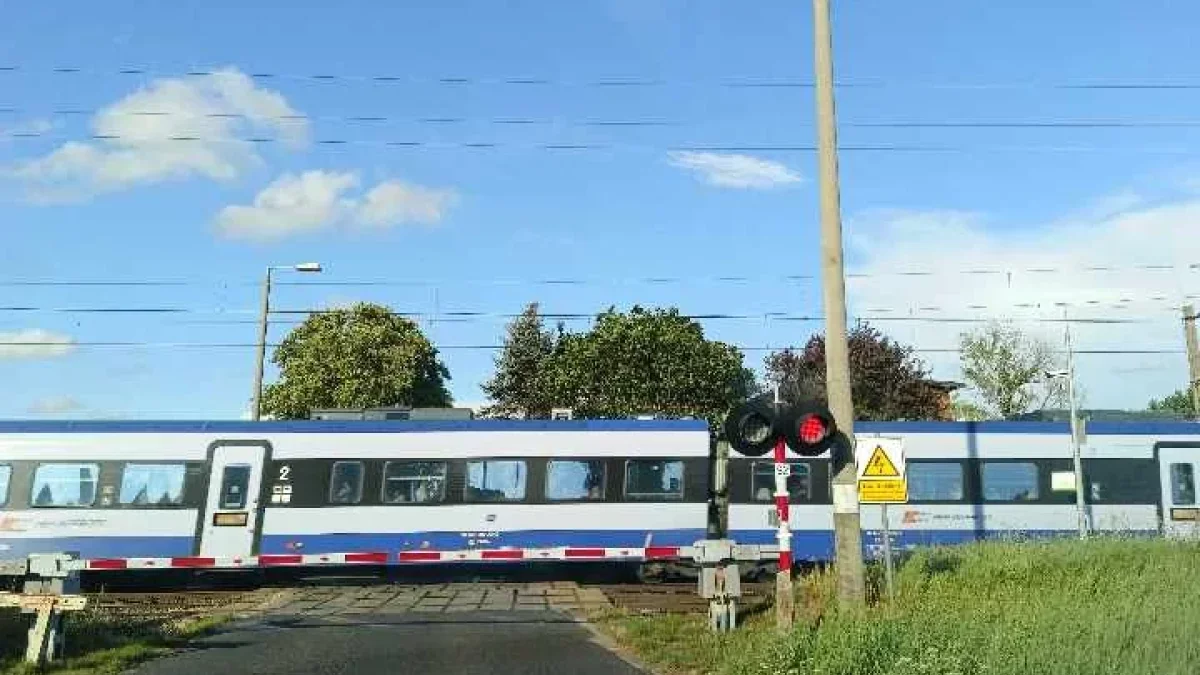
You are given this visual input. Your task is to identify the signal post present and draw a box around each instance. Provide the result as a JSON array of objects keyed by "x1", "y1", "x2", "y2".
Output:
[{"x1": 724, "y1": 393, "x2": 841, "y2": 630}]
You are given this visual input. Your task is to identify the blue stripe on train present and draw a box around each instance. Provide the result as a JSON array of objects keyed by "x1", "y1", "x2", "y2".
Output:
[
  {"x1": 259, "y1": 529, "x2": 711, "y2": 555},
  {"x1": 0, "y1": 536, "x2": 194, "y2": 560},
  {"x1": 1, "y1": 527, "x2": 1163, "y2": 564}
]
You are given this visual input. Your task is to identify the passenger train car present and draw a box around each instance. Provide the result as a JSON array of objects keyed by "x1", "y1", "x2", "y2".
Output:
[
  {"x1": 1, "y1": 418, "x2": 1199, "y2": 581},
  {"x1": 726, "y1": 420, "x2": 1200, "y2": 564},
  {"x1": 0, "y1": 419, "x2": 713, "y2": 578}
]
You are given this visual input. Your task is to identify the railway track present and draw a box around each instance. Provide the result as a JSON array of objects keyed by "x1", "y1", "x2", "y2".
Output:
[{"x1": 75, "y1": 580, "x2": 776, "y2": 620}]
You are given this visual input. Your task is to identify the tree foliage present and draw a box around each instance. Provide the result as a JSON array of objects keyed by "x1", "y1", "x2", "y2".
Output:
[
  {"x1": 1148, "y1": 389, "x2": 1195, "y2": 416},
  {"x1": 958, "y1": 321, "x2": 1065, "y2": 419},
  {"x1": 480, "y1": 302, "x2": 557, "y2": 419},
  {"x1": 763, "y1": 322, "x2": 945, "y2": 421},
  {"x1": 534, "y1": 305, "x2": 758, "y2": 428},
  {"x1": 261, "y1": 302, "x2": 451, "y2": 419}
]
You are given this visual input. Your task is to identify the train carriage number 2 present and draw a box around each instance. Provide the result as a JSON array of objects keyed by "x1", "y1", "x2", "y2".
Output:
[{"x1": 271, "y1": 465, "x2": 293, "y2": 505}]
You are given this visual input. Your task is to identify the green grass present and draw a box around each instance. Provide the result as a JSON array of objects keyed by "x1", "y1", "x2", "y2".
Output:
[
  {"x1": 0, "y1": 610, "x2": 231, "y2": 675},
  {"x1": 600, "y1": 537, "x2": 1200, "y2": 675}
]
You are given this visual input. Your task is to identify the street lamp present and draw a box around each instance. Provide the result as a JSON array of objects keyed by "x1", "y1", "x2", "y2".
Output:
[
  {"x1": 250, "y1": 263, "x2": 322, "y2": 420},
  {"x1": 1044, "y1": 322, "x2": 1088, "y2": 539}
]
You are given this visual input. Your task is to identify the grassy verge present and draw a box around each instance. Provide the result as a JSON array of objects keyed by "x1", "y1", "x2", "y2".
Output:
[
  {"x1": 599, "y1": 537, "x2": 1200, "y2": 675},
  {"x1": 0, "y1": 609, "x2": 231, "y2": 675}
]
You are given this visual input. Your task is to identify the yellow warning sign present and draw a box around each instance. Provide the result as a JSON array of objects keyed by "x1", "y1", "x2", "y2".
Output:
[
  {"x1": 862, "y1": 445, "x2": 900, "y2": 478},
  {"x1": 858, "y1": 479, "x2": 908, "y2": 503}
]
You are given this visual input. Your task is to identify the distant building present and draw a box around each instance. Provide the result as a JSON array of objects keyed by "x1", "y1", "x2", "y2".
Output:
[
  {"x1": 925, "y1": 380, "x2": 966, "y2": 421},
  {"x1": 309, "y1": 406, "x2": 475, "y2": 421}
]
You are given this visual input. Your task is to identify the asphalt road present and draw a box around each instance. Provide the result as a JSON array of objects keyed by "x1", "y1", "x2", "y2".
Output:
[{"x1": 126, "y1": 610, "x2": 647, "y2": 675}]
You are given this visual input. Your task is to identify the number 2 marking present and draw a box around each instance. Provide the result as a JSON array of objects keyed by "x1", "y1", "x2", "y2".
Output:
[{"x1": 278, "y1": 466, "x2": 291, "y2": 481}]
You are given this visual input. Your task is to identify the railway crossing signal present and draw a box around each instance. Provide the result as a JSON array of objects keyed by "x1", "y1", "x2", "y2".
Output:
[{"x1": 722, "y1": 393, "x2": 840, "y2": 457}]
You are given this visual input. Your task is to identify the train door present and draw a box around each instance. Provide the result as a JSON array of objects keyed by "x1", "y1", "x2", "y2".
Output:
[
  {"x1": 199, "y1": 443, "x2": 268, "y2": 558},
  {"x1": 1158, "y1": 445, "x2": 1200, "y2": 539}
]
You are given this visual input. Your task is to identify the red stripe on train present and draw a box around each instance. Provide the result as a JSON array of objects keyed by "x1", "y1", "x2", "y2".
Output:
[
  {"x1": 344, "y1": 552, "x2": 389, "y2": 564},
  {"x1": 88, "y1": 559, "x2": 128, "y2": 570},
  {"x1": 644, "y1": 546, "x2": 680, "y2": 560},
  {"x1": 564, "y1": 548, "x2": 606, "y2": 558}
]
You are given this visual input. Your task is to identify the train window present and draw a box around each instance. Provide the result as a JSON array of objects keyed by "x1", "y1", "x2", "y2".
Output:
[
  {"x1": 1170, "y1": 464, "x2": 1195, "y2": 505},
  {"x1": 31, "y1": 463, "x2": 99, "y2": 508},
  {"x1": 750, "y1": 462, "x2": 810, "y2": 501},
  {"x1": 465, "y1": 460, "x2": 527, "y2": 502},
  {"x1": 382, "y1": 461, "x2": 447, "y2": 504},
  {"x1": 328, "y1": 461, "x2": 364, "y2": 505},
  {"x1": 0, "y1": 465, "x2": 9, "y2": 507},
  {"x1": 219, "y1": 465, "x2": 251, "y2": 509},
  {"x1": 981, "y1": 462, "x2": 1039, "y2": 501},
  {"x1": 908, "y1": 463, "x2": 964, "y2": 501},
  {"x1": 624, "y1": 460, "x2": 684, "y2": 500},
  {"x1": 119, "y1": 464, "x2": 186, "y2": 506},
  {"x1": 546, "y1": 460, "x2": 606, "y2": 501}
]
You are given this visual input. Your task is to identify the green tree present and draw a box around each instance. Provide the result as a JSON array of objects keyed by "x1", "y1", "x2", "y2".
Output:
[
  {"x1": 261, "y1": 302, "x2": 451, "y2": 419},
  {"x1": 541, "y1": 305, "x2": 757, "y2": 429},
  {"x1": 950, "y1": 396, "x2": 990, "y2": 421},
  {"x1": 1148, "y1": 389, "x2": 1195, "y2": 416},
  {"x1": 480, "y1": 302, "x2": 557, "y2": 419},
  {"x1": 763, "y1": 322, "x2": 945, "y2": 421},
  {"x1": 958, "y1": 320, "x2": 1065, "y2": 419}
]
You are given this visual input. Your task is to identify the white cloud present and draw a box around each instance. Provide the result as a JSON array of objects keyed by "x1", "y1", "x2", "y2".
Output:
[
  {"x1": 844, "y1": 193, "x2": 1200, "y2": 409},
  {"x1": 358, "y1": 180, "x2": 457, "y2": 227},
  {"x1": 0, "y1": 329, "x2": 76, "y2": 360},
  {"x1": 28, "y1": 396, "x2": 85, "y2": 415},
  {"x1": 668, "y1": 151, "x2": 803, "y2": 189},
  {"x1": 8, "y1": 68, "x2": 308, "y2": 202},
  {"x1": 215, "y1": 170, "x2": 457, "y2": 241}
]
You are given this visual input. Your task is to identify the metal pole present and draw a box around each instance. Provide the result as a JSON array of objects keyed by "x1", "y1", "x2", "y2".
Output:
[
  {"x1": 1184, "y1": 304, "x2": 1200, "y2": 418},
  {"x1": 772, "y1": 386, "x2": 794, "y2": 629},
  {"x1": 813, "y1": 0, "x2": 865, "y2": 606},
  {"x1": 880, "y1": 502, "x2": 894, "y2": 601},
  {"x1": 1065, "y1": 321, "x2": 1087, "y2": 538},
  {"x1": 251, "y1": 268, "x2": 272, "y2": 421}
]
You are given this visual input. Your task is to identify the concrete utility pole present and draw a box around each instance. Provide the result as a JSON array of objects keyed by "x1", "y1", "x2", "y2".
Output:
[
  {"x1": 813, "y1": 0, "x2": 865, "y2": 606},
  {"x1": 1185, "y1": 304, "x2": 1200, "y2": 418},
  {"x1": 1064, "y1": 322, "x2": 1087, "y2": 538}
]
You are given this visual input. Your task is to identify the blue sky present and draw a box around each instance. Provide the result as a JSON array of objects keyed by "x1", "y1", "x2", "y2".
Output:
[{"x1": 4, "y1": 0, "x2": 1200, "y2": 418}]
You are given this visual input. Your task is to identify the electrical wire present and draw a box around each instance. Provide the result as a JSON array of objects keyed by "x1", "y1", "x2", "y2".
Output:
[
  {"x1": 0, "y1": 340, "x2": 1183, "y2": 355},
  {"x1": 2, "y1": 262, "x2": 1197, "y2": 288},
  {"x1": 6, "y1": 64, "x2": 1200, "y2": 91}
]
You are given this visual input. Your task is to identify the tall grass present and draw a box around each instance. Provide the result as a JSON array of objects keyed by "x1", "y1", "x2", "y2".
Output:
[
  {"x1": 0, "y1": 610, "x2": 229, "y2": 674},
  {"x1": 605, "y1": 537, "x2": 1200, "y2": 675}
]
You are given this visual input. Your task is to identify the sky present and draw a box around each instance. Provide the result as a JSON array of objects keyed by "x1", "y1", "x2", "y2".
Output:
[{"x1": 4, "y1": 0, "x2": 1200, "y2": 419}]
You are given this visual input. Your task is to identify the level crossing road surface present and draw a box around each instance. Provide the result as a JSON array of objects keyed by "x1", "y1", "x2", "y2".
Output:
[{"x1": 124, "y1": 582, "x2": 648, "y2": 675}]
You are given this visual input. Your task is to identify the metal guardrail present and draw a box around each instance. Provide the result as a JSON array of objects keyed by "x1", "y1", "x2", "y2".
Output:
[{"x1": 0, "y1": 553, "x2": 89, "y2": 666}]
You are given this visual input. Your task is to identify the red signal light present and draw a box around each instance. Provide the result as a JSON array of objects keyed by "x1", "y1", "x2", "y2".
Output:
[{"x1": 798, "y1": 414, "x2": 829, "y2": 445}]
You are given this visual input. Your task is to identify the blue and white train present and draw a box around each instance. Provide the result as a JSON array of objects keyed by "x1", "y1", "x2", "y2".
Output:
[{"x1": 0, "y1": 418, "x2": 1197, "y2": 580}]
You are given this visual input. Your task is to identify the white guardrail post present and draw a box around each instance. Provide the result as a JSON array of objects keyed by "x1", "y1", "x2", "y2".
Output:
[{"x1": 0, "y1": 553, "x2": 89, "y2": 666}]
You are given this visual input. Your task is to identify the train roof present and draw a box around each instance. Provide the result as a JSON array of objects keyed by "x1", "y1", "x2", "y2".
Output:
[
  {"x1": 0, "y1": 419, "x2": 711, "y2": 433},
  {"x1": 0, "y1": 418, "x2": 1197, "y2": 436}
]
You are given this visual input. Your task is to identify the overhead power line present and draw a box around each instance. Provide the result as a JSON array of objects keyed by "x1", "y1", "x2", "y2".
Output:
[
  {"x1": 4, "y1": 129, "x2": 1200, "y2": 155},
  {"x1": 0, "y1": 340, "x2": 1184, "y2": 356},
  {"x1": 2, "y1": 261, "x2": 1197, "y2": 288},
  {"x1": 7, "y1": 64, "x2": 1200, "y2": 91},
  {"x1": 12, "y1": 106, "x2": 1200, "y2": 131}
]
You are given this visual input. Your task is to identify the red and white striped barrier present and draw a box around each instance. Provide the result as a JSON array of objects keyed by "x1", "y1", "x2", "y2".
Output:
[{"x1": 79, "y1": 545, "x2": 727, "y2": 572}]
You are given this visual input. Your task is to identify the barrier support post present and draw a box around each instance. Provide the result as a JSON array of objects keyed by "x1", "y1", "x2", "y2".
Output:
[{"x1": 773, "y1": 437, "x2": 793, "y2": 630}]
